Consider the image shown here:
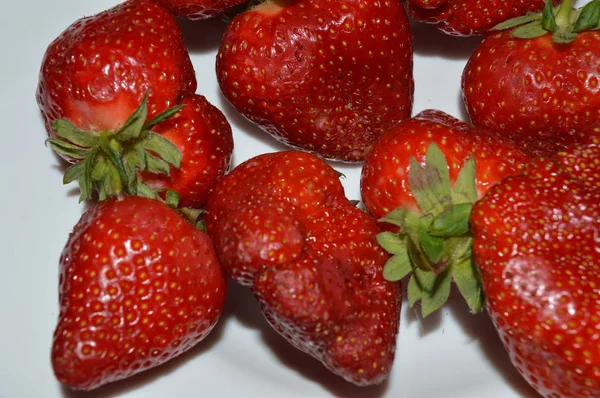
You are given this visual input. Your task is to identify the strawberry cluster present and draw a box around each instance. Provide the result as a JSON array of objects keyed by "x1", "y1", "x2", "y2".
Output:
[{"x1": 36, "y1": 0, "x2": 600, "y2": 397}]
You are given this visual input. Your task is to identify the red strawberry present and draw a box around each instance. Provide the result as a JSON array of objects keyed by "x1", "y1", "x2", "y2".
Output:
[
  {"x1": 156, "y1": 0, "x2": 247, "y2": 20},
  {"x1": 406, "y1": 0, "x2": 554, "y2": 36},
  {"x1": 141, "y1": 94, "x2": 234, "y2": 208},
  {"x1": 204, "y1": 151, "x2": 401, "y2": 385},
  {"x1": 36, "y1": 0, "x2": 196, "y2": 135},
  {"x1": 216, "y1": 0, "x2": 413, "y2": 162},
  {"x1": 470, "y1": 131, "x2": 600, "y2": 397},
  {"x1": 462, "y1": 0, "x2": 600, "y2": 156},
  {"x1": 360, "y1": 110, "x2": 527, "y2": 316},
  {"x1": 52, "y1": 196, "x2": 227, "y2": 390}
]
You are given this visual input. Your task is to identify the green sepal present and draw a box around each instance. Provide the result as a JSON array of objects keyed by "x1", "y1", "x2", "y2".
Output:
[
  {"x1": 407, "y1": 236, "x2": 433, "y2": 272},
  {"x1": 144, "y1": 104, "x2": 185, "y2": 129},
  {"x1": 63, "y1": 161, "x2": 85, "y2": 184},
  {"x1": 541, "y1": 0, "x2": 558, "y2": 31},
  {"x1": 383, "y1": 247, "x2": 413, "y2": 282},
  {"x1": 408, "y1": 143, "x2": 453, "y2": 216},
  {"x1": 418, "y1": 220, "x2": 444, "y2": 264},
  {"x1": 51, "y1": 119, "x2": 100, "y2": 148},
  {"x1": 48, "y1": 138, "x2": 90, "y2": 160},
  {"x1": 143, "y1": 132, "x2": 182, "y2": 168},
  {"x1": 146, "y1": 152, "x2": 172, "y2": 176},
  {"x1": 512, "y1": 21, "x2": 549, "y2": 39},
  {"x1": 376, "y1": 231, "x2": 406, "y2": 254},
  {"x1": 417, "y1": 267, "x2": 453, "y2": 317},
  {"x1": 165, "y1": 190, "x2": 180, "y2": 208},
  {"x1": 78, "y1": 148, "x2": 98, "y2": 203},
  {"x1": 429, "y1": 203, "x2": 473, "y2": 237},
  {"x1": 491, "y1": 13, "x2": 542, "y2": 30},
  {"x1": 116, "y1": 93, "x2": 149, "y2": 142},
  {"x1": 407, "y1": 273, "x2": 422, "y2": 308},
  {"x1": 452, "y1": 258, "x2": 484, "y2": 313},
  {"x1": 574, "y1": 0, "x2": 600, "y2": 32},
  {"x1": 452, "y1": 156, "x2": 477, "y2": 204},
  {"x1": 379, "y1": 207, "x2": 421, "y2": 236},
  {"x1": 99, "y1": 135, "x2": 131, "y2": 195},
  {"x1": 136, "y1": 180, "x2": 160, "y2": 200}
]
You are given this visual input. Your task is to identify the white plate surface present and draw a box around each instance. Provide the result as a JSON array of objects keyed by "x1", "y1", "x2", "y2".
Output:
[{"x1": 0, "y1": 0, "x2": 563, "y2": 397}]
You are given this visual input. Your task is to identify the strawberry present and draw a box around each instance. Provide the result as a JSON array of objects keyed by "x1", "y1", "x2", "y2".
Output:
[
  {"x1": 360, "y1": 110, "x2": 528, "y2": 316},
  {"x1": 462, "y1": 0, "x2": 600, "y2": 157},
  {"x1": 204, "y1": 151, "x2": 401, "y2": 385},
  {"x1": 406, "y1": 0, "x2": 554, "y2": 36},
  {"x1": 36, "y1": 0, "x2": 196, "y2": 135},
  {"x1": 470, "y1": 131, "x2": 600, "y2": 397},
  {"x1": 52, "y1": 196, "x2": 227, "y2": 390},
  {"x1": 216, "y1": 0, "x2": 414, "y2": 162},
  {"x1": 155, "y1": 0, "x2": 247, "y2": 20}
]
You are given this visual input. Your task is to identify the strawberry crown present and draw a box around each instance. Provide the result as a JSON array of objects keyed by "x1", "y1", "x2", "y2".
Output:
[
  {"x1": 48, "y1": 94, "x2": 183, "y2": 207},
  {"x1": 493, "y1": 0, "x2": 600, "y2": 44},
  {"x1": 376, "y1": 143, "x2": 483, "y2": 317}
]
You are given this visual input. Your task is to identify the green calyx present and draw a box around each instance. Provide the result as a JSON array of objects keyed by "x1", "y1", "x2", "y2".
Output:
[
  {"x1": 48, "y1": 93, "x2": 184, "y2": 204},
  {"x1": 377, "y1": 143, "x2": 483, "y2": 317},
  {"x1": 492, "y1": 0, "x2": 600, "y2": 44}
]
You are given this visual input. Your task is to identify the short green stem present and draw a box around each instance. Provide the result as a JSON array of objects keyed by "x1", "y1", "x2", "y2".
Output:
[{"x1": 556, "y1": 0, "x2": 573, "y2": 27}]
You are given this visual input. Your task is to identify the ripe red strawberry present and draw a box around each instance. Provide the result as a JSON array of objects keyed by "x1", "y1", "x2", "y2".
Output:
[
  {"x1": 156, "y1": 0, "x2": 247, "y2": 20},
  {"x1": 216, "y1": 0, "x2": 414, "y2": 162},
  {"x1": 204, "y1": 151, "x2": 401, "y2": 385},
  {"x1": 406, "y1": 0, "x2": 554, "y2": 36},
  {"x1": 36, "y1": 0, "x2": 196, "y2": 135},
  {"x1": 360, "y1": 110, "x2": 528, "y2": 316},
  {"x1": 52, "y1": 196, "x2": 227, "y2": 390},
  {"x1": 462, "y1": 0, "x2": 600, "y2": 156},
  {"x1": 140, "y1": 94, "x2": 234, "y2": 208},
  {"x1": 470, "y1": 131, "x2": 600, "y2": 397}
]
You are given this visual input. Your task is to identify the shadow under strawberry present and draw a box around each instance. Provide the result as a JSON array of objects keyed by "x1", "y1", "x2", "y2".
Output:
[
  {"x1": 411, "y1": 20, "x2": 483, "y2": 60},
  {"x1": 177, "y1": 17, "x2": 229, "y2": 55}
]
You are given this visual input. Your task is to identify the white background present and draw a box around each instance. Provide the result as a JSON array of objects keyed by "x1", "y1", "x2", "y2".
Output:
[{"x1": 1, "y1": 0, "x2": 572, "y2": 396}]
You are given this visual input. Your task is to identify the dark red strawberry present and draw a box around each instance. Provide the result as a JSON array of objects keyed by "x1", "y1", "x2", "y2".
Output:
[
  {"x1": 204, "y1": 151, "x2": 401, "y2": 385},
  {"x1": 470, "y1": 130, "x2": 600, "y2": 398},
  {"x1": 407, "y1": 0, "x2": 554, "y2": 36},
  {"x1": 52, "y1": 196, "x2": 227, "y2": 390},
  {"x1": 216, "y1": 0, "x2": 413, "y2": 162},
  {"x1": 360, "y1": 110, "x2": 527, "y2": 316},
  {"x1": 36, "y1": 0, "x2": 196, "y2": 136},
  {"x1": 156, "y1": 0, "x2": 247, "y2": 20},
  {"x1": 462, "y1": 0, "x2": 600, "y2": 156}
]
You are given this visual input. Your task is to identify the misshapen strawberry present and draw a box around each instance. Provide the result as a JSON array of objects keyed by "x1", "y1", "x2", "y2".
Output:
[
  {"x1": 37, "y1": 0, "x2": 196, "y2": 135},
  {"x1": 52, "y1": 196, "x2": 227, "y2": 390},
  {"x1": 216, "y1": 0, "x2": 413, "y2": 162},
  {"x1": 407, "y1": 0, "x2": 554, "y2": 36},
  {"x1": 360, "y1": 110, "x2": 528, "y2": 316},
  {"x1": 471, "y1": 132, "x2": 600, "y2": 398},
  {"x1": 205, "y1": 151, "x2": 401, "y2": 385},
  {"x1": 156, "y1": 0, "x2": 247, "y2": 20},
  {"x1": 462, "y1": 0, "x2": 600, "y2": 156}
]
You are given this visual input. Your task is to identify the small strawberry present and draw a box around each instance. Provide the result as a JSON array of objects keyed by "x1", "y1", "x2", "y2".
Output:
[
  {"x1": 216, "y1": 0, "x2": 414, "y2": 162},
  {"x1": 52, "y1": 196, "x2": 227, "y2": 390},
  {"x1": 470, "y1": 131, "x2": 600, "y2": 397},
  {"x1": 360, "y1": 110, "x2": 528, "y2": 316},
  {"x1": 462, "y1": 0, "x2": 600, "y2": 156},
  {"x1": 36, "y1": 0, "x2": 196, "y2": 135},
  {"x1": 156, "y1": 0, "x2": 247, "y2": 20},
  {"x1": 205, "y1": 151, "x2": 401, "y2": 385},
  {"x1": 406, "y1": 0, "x2": 554, "y2": 36}
]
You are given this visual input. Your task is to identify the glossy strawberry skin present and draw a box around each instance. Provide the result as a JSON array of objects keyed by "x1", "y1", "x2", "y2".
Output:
[
  {"x1": 360, "y1": 109, "x2": 528, "y2": 220},
  {"x1": 470, "y1": 133, "x2": 600, "y2": 398},
  {"x1": 52, "y1": 196, "x2": 227, "y2": 390},
  {"x1": 142, "y1": 94, "x2": 234, "y2": 208},
  {"x1": 205, "y1": 151, "x2": 401, "y2": 385},
  {"x1": 37, "y1": 0, "x2": 196, "y2": 135},
  {"x1": 462, "y1": 30, "x2": 600, "y2": 156},
  {"x1": 216, "y1": 0, "x2": 413, "y2": 162},
  {"x1": 407, "y1": 0, "x2": 553, "y2": 36},
  {"x1": 156, "y1": 0, "x2": 247, "y2": 20}
]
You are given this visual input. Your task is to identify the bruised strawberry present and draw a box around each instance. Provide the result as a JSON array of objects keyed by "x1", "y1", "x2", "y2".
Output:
[
  {"x1": 360, "y1": 110, "x2": 527, "y2": 316},
  {"x1": 205, "y1": 151, "x2": 401, "y2": 385},
  {"x1": 470, "y1": 131, "x2": 600, "y2": 398},
  {"x1": 156, "y1": 0, "x2": 247, "y2": 20},
  {"x1": 36, "y1": 0, "x2": 196, "y2": 135},
  {"x1": 462, "y1": 0, "x2": 600, "y2": 156},
  {"x1": 406, "y1": 0, "x2": 554, "y2": 36},
  {"x1": 216, "y1": 0, "x2": 413, "y2": 162},
  {"x1": 52, "y1": 196, "x2": 227, "y2": 390}
]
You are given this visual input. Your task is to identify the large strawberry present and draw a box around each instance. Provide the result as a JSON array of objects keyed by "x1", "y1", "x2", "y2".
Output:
[
  {"x1": 156, "y1": 0, "x2": 247, "y2": 20},
  {"x1": 360, "y1": 110, "x2": 528, "y2": 316},
  {"x1": 216, "y1": 0, "x2": 413, "y2": 162},
  {"x1": 52, "y1": 196, "x2": 227, "y2": 390},
  {"x1": 470, "y1": 131, "x2": 600, "y2": 397},
  {"x1": 204, "y1": 151, "x2": 401, "y2": 385},
  {"x1": 462, "y1": 0, "x2": 600, "y2": 156},
  {"x1": 407, "y1": 0, "x2": 554, "y2": 36},
  {"x1": 36, "y1": 0, "x2": 196, "y2": 135}
]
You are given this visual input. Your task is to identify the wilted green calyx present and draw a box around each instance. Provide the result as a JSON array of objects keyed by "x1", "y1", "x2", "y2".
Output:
[
  {"x1": 48, "y1": 94, "x2": 183, "y2": 206},
  {"x1": 377, "y1": 143, "x2": 483, "y2": 317},
  {"x1": 492, "y1": 0, "x2": 600, "y2": 44}
]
